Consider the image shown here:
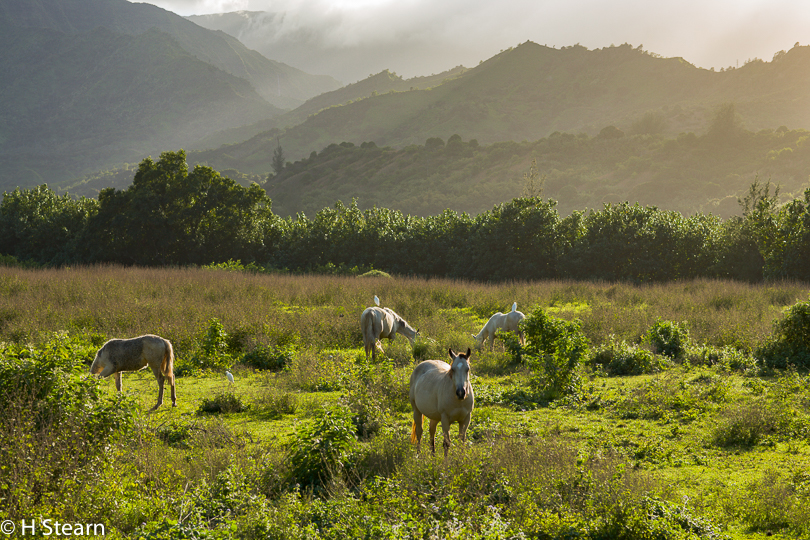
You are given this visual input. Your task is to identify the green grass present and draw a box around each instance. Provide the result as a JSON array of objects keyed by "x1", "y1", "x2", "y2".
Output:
[{"x1": 2, "y1": 266, "x2": 810, "y2": 538}]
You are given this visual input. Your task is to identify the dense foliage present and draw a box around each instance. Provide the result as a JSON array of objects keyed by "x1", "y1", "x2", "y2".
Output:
[
  {"x1": 3, "y1": 150, "x2": 810, "y2": 282},
  {"x1": 258, "y1": 122, "x2": 810, "y2": 218}
]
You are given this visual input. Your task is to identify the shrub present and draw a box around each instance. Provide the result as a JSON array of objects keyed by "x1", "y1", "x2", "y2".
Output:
[
  {"x1": 592, "y1": 496, "x2": 726, "y2": 540},
  {"x1": 615, "y1": 371, "x2": 729, "y2": 421},
  {"x1": 242, "y1": 343, "x2": 296, "y2": 371},
  {"x1": 176, "y1": 318, "x2": 235, "y2": 375},
  {"x1": 253, "y1": 388, "x2": 298, "y2": 419},
  {"x1": 198, "y1": 391, "x2": 247, "y2": 414},
  {"x1": 341, "y1": 358, "x2": 409, "y2": 439},
  {"x1": 711, "y1": 399, "x2": 795, "y2": 447},
  {"x1": 686, "y1": 344, "x2": 757, "y2": 373},
  {"x1": 757, "y1": 299, "x2": 810, "y2": 370},
  {"x1": 0, "y1": 333, "x2": 135, "y2": 518},
  {"x1": 590, "y1": 336, "x2": 669, "y2": 375},
  {"x1": 646, "y1": 319, "x2": 690, "y2": 359},
  {"x1": 287, "y1": 408, "x2": 357, "y2": 491},
  {"x1": 517, "y1": 308, "x2": 589, "y2": 401}
]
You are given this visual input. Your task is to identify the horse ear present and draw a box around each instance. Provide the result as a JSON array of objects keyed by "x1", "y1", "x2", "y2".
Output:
[
  {"x1": 465, "y1": 347, "x2": 471, "y2": 358},
  {"x1": 448, "y1": 348, "x2": 454, "y2": 358}
]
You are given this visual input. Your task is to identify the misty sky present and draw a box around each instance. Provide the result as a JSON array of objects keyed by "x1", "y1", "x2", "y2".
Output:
[{"x1": 135, "y1": 0, "x2": 810, "y2": 82}]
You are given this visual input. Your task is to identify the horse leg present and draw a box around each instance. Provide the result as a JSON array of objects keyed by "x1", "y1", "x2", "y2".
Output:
[
  {"x1": 168, "y1": 373, "x2": 177, "y2": 407},
  {"x1": 150, "y1": 372, "x2": 165, "y2": 411},
  {"x1": 459, "y1": 412, "x2": 471, "y2": 443},
  {"x1": 114, "y1": 372, "x2": 123, "y2": 392},
  {"x1": 412, "y1": 409, "x2": 424, "y2": 453},
  {"x1": 428, "y1": 418, "x2": 440, "y2": 455},
  {"x1": 441, "y1": 416, "x2": 452, "y2": 458},
  {"x1": 146, "y1": 362, "x2": 165, "y2": 411}
]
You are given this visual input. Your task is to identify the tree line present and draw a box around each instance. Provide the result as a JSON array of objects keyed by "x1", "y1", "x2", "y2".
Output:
[{"x1": 1, "y1": 150, "x2": 809, "y2": 282}]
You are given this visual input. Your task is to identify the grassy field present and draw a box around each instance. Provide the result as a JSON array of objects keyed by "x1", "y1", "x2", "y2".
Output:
[{"x1": 2, "y1": 266, "x2": 810, "y2": 539}]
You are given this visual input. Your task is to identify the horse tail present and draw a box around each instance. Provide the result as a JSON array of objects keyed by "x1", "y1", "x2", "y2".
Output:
[
  {"x1": 161, "y1": 339, "x2": 174, "y2": 377},
  {"x1": 362, "y1": 310, "x2": 375, "y2": 352},
  {"x1": 410, "y1": 415, "x2": 426, "y2": 444}
]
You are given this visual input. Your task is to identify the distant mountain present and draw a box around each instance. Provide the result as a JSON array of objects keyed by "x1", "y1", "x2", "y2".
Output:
[
  {"x1": 1, "y1": 0, "x2": 342, "y2": 109},
  {"x1": 190, "y1": 66, "x2": 468, "y2": 151},
  {"x1": 187, "y1": 41, "x2": 810, "y2": 172},
  {"x1": 0, "y1": 0, "x2": 344, "y2": 191},
  {"x1": 187, "y1": 10, "x2": 463, "y2": 85}
]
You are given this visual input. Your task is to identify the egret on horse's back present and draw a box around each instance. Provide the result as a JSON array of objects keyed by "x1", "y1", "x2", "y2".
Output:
[
  {"x1": 472, "y1": 302, "x2": 526, "y2": 350},
  {"x1": 361, "y1": 306, "x2": 417, "y2": 361}
]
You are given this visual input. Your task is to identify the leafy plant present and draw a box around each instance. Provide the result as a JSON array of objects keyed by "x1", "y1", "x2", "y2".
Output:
[
  {"x1": 287, "y1": 408, "x2": 357, "y2": 491},
  {"x1": 590, "y1": 336, "x2": 669, "y2": 375},
  {"x1": 514, "y1": 308, "x2": 589, "y2": 401},
  {"x1": 646, "y1": 319, "x2": 690, "y2": 359},
  {"x1": 757, "y1": 299, "x2": 810, "y2": 369},
  {"x1": 198, "y1": 391, "x2": 247, "y2": 414}
]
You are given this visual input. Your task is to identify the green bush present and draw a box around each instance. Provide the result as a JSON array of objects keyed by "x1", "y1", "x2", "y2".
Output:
[
  {"x1": 757, "y1": 299, "x2": 810, "y2": 370},
  {"x1": 516, "y1": 308, "x2": 589, "y2": 401},
  {"x1": 0, "y1": 333, "x2": 135, "y2": 518},
  {"x1": 711, "y1": 398, "x2": 800, "y2": 447},
  {"x1": 287, "y1": 408, "x2": 357, "y2": 491},
  {"x1": 646, "y1": 319, "x2": 690, "y2": 359},
  {"x1": 590, "y1": 336, "x2": 669, "y2": 375},
  {"x1": 254, "y1": 389, "x2": 298, "y2": 419},
  {"x1": 242, "y1": 343, "x2": 296, "y2": 371},
  {"x1": 198, "y1": 391, "x2": 247, "y2": 414},
  {"x1": 592, "y1": 496, "x2": 726, "y2": 540},
  {"x1": 615, "y1": 371, "x2": 730, "y2": 422},
  {"x1": 176, "y1": 318, "x2": 235, "y2": 375}
]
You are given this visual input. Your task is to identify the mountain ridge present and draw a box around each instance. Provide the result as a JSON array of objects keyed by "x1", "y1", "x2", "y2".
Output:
[{"x1": 0, "y1": 0, "x2": 342, "y2": 109}]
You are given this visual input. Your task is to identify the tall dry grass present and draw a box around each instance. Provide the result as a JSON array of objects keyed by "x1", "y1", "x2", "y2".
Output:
[{"x1": 1, "y1": 265, "x2": 807, "y2": 357}]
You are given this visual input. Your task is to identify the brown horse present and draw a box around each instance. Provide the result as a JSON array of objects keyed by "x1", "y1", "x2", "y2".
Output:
[
  {"x1": 89, "y1": 334, "x2": 176, "y2": 411},
  {"x1": 409, "y1": 348, "x2": 474, "y2": 457}
]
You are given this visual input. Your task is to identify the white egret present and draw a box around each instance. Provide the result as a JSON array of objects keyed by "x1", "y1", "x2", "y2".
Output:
[
  {"x1": 225, "y1": 370, "x2": 235, "y2": 385},
  {"x1": 374, "y1": 295, "x2": 380, "y2": 306},
  {"x1": 512, "y1": 301, "x2": 517, "y2": 312}
]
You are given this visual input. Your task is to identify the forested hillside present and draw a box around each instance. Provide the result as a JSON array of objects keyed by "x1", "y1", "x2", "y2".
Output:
[
  {"x1": 4, "y1": 151, "x2": 810, "y2": 284},
  {"x1": 189, "y1": 67, "x2": 469, "y2": 152},
  {"x1": 191, "y1": 41, "x2": 810, "y2": 171},
  {"x1": 64, "y1": 112, "x2": 810, "y2": 219}
]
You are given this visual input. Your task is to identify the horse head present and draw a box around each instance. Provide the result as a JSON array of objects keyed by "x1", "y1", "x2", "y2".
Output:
[
  {"x1": 397, "y1": 317, "x2": 418, "y2": 345},
  {"x1": 448, "y1": 348, "x2": 471, "y2": 400}
]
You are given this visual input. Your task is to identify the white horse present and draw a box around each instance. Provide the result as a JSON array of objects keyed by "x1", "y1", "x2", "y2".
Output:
[
  {"x1": 89, "y1": 334, "x2": 176, "y2": 411},
  {"x1": 473, "y1": 302, "x2": 526, "y2": 350},
  {"x1": 361, "y1": 306, "x2": 418, "y2": 361},
  {"x1": 409, "y1": 348, "x2": 474, "y2": 457}
]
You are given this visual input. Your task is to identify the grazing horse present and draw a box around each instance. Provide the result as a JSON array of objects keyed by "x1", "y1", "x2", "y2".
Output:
[
  {"x1": 89, "y1": 334, "x2": 176, "y2": 411},
  {"x1": 361, "y1": 306, "x2": 418, "y2": 361},
  {"x1": 409, "y1": 348, "x2": 474, "y2": 457},
  {"x1": 473, "y1": 302, "x2": 526, "y2": 350}
]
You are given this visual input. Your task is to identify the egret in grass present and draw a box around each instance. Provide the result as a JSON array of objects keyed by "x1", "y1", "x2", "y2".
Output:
[
  {"x1": 225, "y1": 370, "x2": 235, "y2": 385},
  {"x1": 512, "y1": 301, "x2": 517, "y2": 312},
  {"x1": 374, "y1": 295, "x2": 380, "y2": 306}
]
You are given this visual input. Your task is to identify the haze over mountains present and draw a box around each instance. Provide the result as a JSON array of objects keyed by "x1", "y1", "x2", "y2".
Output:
[
  {"x1": 0, "y1": 0, "x2": 340, "y2": 189},
  {"x1": 3, "y1": 0, "x2": 810, "y2": 222}
]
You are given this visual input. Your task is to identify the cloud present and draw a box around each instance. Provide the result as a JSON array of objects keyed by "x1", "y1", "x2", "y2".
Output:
[{"x1": 139, "y1": 0, "x2": 810, "y2": 82}]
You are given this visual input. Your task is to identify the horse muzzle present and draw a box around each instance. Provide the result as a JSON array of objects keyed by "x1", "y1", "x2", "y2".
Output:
[{"x1": 456, "y1": 387, "x2": 466, "y2": 400}]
